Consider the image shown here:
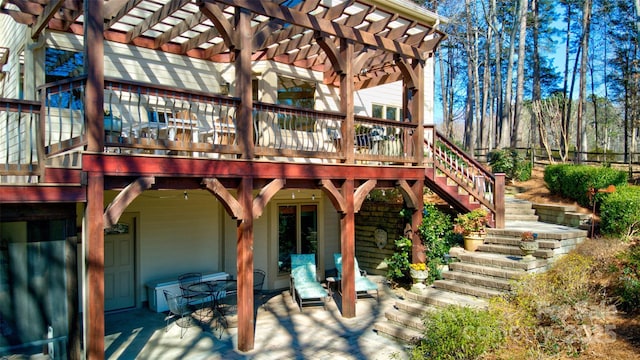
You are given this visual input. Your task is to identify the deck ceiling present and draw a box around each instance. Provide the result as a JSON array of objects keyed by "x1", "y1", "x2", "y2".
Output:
[{"x1": 1, "y1": 0, "x2": 445, "y2": 88}]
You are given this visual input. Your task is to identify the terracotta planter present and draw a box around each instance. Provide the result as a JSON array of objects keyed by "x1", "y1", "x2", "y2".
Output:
[
  {"x1": 463, "y1": 232, "x2": 485, "y2": 252},
  {"x1": 519, "y1": 241, "x2": 538, "y2": 261}
]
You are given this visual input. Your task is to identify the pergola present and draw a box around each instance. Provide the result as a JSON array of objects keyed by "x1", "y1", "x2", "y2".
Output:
[{"x1": 2, "y1": 0, "x2": 444, "y2": 89}]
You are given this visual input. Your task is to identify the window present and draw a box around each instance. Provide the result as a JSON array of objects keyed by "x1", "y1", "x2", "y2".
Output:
[
  {"x1": 371, "y1": 104, "x2": 401, "y2": 121},
  {"x1": 278, "y1": 204, "x2": 318, "y2": 274},
  {"x1": 277, "y1": 76, "x2": 316, "y2": 131}
]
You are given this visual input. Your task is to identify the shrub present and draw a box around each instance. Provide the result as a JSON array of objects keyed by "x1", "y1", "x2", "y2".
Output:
[
  {"x1": 384, "y1": 237, "x2": 412, "y2": 283},
  {"x1": 488, "y1": 148, "x2": 532, "y2": 182},
  {"x1": 613, "y1": 243, "x2": 640, "y2": 313},
  {"x1": 544, "y1": 164, "x2": 628, "y2": 207},
  {"x1": 600, "y1": 185, "x2": 640, "y2": 238},
  {"x1": 418, "y1": 204, "x2": 457, "y2": 283},
  {"x1": 411, "y1": 305, "x2": 504, "y2": 360}
]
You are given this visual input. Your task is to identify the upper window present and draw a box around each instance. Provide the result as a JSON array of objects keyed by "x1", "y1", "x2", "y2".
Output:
[{"x1": 372, "y1": 103, "x2": 401, "y2": 121}]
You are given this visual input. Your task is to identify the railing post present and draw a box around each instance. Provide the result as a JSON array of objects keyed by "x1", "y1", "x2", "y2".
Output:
[{"x1": 494, "y1": 173, "x2": 505, "y2": 229}]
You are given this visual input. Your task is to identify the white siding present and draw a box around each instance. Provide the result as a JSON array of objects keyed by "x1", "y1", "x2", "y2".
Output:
[{"x1": 0, "y1": 16, "x2": 27, "y2": 99}]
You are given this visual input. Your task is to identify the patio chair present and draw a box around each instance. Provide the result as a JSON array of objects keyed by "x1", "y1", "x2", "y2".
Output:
[
  {"x1": 254, "y1": 269, "x2": 266, "y2": 309},
  {"x1": 333, "y1": 253, "x2": 379, "y2": 300},
  {"x1": 290, "y1": 254, "x2": 328, "y2": 311},
  {"x1": 178, "y1": 272, "x2": 210, "y2": 310},
  {"x1": 163, "y1": 290, "x2": 192, "y2": 339}
]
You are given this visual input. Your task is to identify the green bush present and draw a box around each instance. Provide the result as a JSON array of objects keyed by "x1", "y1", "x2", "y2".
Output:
[
  {"x1": 488, "y1": 148, "x2": 532, "y2": 182},
  {"x1": 385, "y1": 237, "x2": 412, "y2": 283},
  {"x1": 600, "y1": 185, "x2": 640, "y2": 237},
  {"x1": 411, "y1": 305, "x2": 505, "y2": 360},
  {"x1": 544, "y1": 164, "x2": 628, "y2": 207},
  {"x1": 418, "y1": 204, "x2": 457, "y2": 283}
]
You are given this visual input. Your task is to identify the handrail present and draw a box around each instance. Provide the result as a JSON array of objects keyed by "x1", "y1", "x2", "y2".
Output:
[{"x1": 424, "y1": 125, "x2": 504, "y2": 227}]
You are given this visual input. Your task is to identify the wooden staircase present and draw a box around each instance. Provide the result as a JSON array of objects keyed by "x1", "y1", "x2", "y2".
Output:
[
  {"x1": 374, "y1": 198, "x2": 589, "y2": 343},
  {"x1": 423, "y1": 127, "x2": 505, "y2": 228}
]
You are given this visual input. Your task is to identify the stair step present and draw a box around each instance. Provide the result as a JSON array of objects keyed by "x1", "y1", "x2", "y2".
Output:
[
  {"x1": 478, "y1": 243, "x2": 555, "y2": 258},
  {"x1": 385, "y1": 309, "x2": 425, "y2": 331},
  {"x1": 504, "y1": 214, "x2": 540, "y2": 221},
  {"x1": 401, "y1": 287, "x2": 487, "y2": 309},
  {"x1": 488, "y1": 224, "x2": 588, "y2": 241},
  {"x1": 394, "y1": 298, "x2": 438, "y2": 317},
  {"x1": 373, "y1": 321, "x2": 423, "y2": 343},
  {"x1": 433, "y1": 279, "x2": 505, "y2": 298},
  {"x1": 451, "y1": 249, "x2": 549, "y2": 271},
  {"x1": 448, "y1": 262, "x2": 526, "y2": 280},
  {"x1": 442, "y1": 271, "x2": 512, "y2": 291},
  {"x1": 483, "y1": 236, "x2": 575, "y2": 250}
]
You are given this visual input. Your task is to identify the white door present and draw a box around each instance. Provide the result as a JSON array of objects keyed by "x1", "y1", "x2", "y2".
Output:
[{"x1": 104, "y1": 214, "x2": 135, "y2": 311}]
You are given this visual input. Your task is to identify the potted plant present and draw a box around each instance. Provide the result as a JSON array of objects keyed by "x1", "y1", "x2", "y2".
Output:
[
  {"x1": 519, "y1": 231, "x2": 538, "y2": 261},
  {"x1": 453, "y1": 209, "x2": 490, "y2": 251},
  {"x1": 409, "y1": 262, "x2": 429, "y2": 285}
]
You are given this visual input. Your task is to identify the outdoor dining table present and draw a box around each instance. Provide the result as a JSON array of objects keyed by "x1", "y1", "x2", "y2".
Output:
[{"x1": 187, "y1": 279, "x2": 237, "y2": 315}]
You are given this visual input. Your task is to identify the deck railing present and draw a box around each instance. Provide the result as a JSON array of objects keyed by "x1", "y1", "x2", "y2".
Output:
[
  {"x1": 0, "y1": 98, "x2": 41, "y2": 179},
  {"x1": 35, "y1": 77, "x2": 417, "y2": 165},
  {"x1": 424, "y1": 125, "x2": 503, "y2": 226}
]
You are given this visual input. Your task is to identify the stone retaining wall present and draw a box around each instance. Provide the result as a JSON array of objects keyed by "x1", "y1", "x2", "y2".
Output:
[{"x1": 355, "y1": 201, "x2": 406, "y2": 276}]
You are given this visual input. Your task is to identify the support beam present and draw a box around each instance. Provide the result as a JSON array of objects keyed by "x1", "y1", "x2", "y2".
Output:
[
  {"x1": 235, "y1": 8, "x2": 254, "y2": 159},
  {"x1": 86, "y1": 172, "x2": 104, "y2": 360},
  {"x1": 353, "y1": 179, "x2": 376, "y2": 213},
  {"x1": 103, "y1": 177, "x2": 155, "y2": 228},
  {"x1": 84, "y1": 2, "x2": 104, "y2": 359},
  {"x1": 252, "y1": 178, "x2": 285, "y2": 218},
  {"x1": 203, "y1": 178, "x2": 244, "y2": 220},
  {"x1": 339, "y1": 38, "x2": 354, "y2": 164},
  {"x1": 494, "y1": 173, "x2": 506, "y2": 228},
  {"x1": 340, "y1": 179, "x2": 356, "y2": 318},
  {"x1": 237, "y1": 176, "x2": 254, "y2": 351}
]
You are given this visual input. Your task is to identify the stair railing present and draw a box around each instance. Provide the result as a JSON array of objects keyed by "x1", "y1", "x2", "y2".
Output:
[{"x1": 424, "y1": 125, "x2": 505, "y2": 228}]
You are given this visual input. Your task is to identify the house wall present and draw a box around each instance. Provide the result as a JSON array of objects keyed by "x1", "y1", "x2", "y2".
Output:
[
  {"x1": 0, "y1": 16, "x2": 26, "y2": 99},
  {"x1": 97, "y1": 188, "x2": 341, "y2": 306}
]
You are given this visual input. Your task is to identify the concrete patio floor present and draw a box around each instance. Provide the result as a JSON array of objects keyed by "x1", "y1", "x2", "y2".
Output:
[{"x1": 105, "y1": 279, "x2": 410, "y2": 360}]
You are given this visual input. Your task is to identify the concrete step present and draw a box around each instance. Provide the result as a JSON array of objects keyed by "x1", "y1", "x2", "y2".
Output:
[
  {"x1": 450, "y1": 248, "x2": 549, "y2": 272},
  {"x1": 442, "y1": 271, "x2": 513, "y2": 291},
  {"x1": 483, "y1": 236, "x2": 581, "y2": 250},
  {"x1": 504, "y1": 214, "x2": 540, "y2": 221},
  {"x1": 448, "y1": 262, "x2": 526, "y2": 280},
  {"x1": 433, "y1": 279, "x2": 505, "y2": 298},
  {"x1": 487, "y1": 226, "x2": 588, "y2": 241},
  {"x1": 400, "y1": 287, "x2": 487, "y2": 309},
  {"x1": 384, "y1": 308, "x2": 425, "y2": 331},
  {"x1": 394, "y1": 298, "x2": 438, "y2": 317},
  {"x1": 373, "y1": 321, "x2": 423, "y2": 343},
  {"x1": 478, "y1": 243, "x2": 556, "y2": 259}
]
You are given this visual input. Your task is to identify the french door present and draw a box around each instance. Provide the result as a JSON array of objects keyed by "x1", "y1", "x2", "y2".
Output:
[{"x1": 277, "y1": 204, "x2": 318, "y2": 274}]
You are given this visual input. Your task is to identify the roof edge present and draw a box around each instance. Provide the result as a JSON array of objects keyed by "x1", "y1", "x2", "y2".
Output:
[{"x1": 367, "y1": 0, "x2": 450, "y2": 25}]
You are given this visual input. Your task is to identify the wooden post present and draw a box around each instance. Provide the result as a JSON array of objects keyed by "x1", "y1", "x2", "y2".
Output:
[
  {"x1": 84, "y1": 1, "x2": 104, "y2": 359},
  {"x1": 494, "y1": 173, "x2": 505, "y2": 229},
  {"x1": 86, "y1": 173, "x2": 104, "y2": 359},
  {"x1": 235, "y1": 8, "x2": 253, "y2": 160},
  {"x1": 410, "y1": 59, "x2": 424, "y2": 165},
  {"x1": 237, "y1": 176, "x2": 254, "y2": 351},
  {"x1": 339, "y1": 39, "x2": 354, "y2": 164},
  {"x1": 410, "y1": 180, "x2": 425, "y2": 263},
  {"x1": 340, "y1": 179, "x2": 356, "y2": 318}
]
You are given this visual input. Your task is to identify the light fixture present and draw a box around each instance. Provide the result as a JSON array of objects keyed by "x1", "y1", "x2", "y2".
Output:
[
  {"x1": 183, "y1": 191, "x2": 188, "y2": 200},
  {"x1": 312, "y1": 194, "x2": 315, "y2": 200},
  {"x1": 291, "y1": 192, "x2": 295, "y2": 199}
]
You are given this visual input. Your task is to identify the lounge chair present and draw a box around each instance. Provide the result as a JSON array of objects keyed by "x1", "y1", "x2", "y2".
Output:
[
  {"x1": 333, "y1": 253, "x2": 379, "y2": 300},
  {"x1": 290, "y1": 254, "x2": 328, "y2": 311}
]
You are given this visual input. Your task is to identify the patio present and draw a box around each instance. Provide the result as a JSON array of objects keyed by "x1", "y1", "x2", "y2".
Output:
[{"x1": 105, "y1": 278, "x2": 409, "y2": 360}]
